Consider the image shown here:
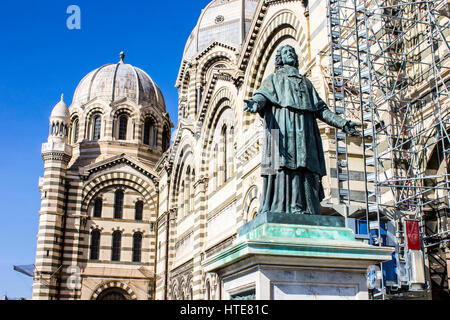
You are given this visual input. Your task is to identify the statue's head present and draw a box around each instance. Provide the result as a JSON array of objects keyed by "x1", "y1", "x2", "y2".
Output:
[{"x1": 275, "y1": 45, "x2": 299, "y2": 70}]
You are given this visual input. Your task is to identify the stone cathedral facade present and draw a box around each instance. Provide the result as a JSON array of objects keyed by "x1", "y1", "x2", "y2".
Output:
[{"x1": 33, "y1": 0, "x2": 369, "y2": 300}]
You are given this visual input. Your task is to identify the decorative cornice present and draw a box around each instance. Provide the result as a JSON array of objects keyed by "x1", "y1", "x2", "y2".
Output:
[
  {"x1": 42, "y1": 152, "x2": 72, "y2": 164},
  {"x1": 175, "y1": 231, "x2": 194, "y2": 250},
  {"x1": 169, "y1": 258, "x2": 194, "y2": 280},
  {"x1": 176, "y1": 41, "x2": 238, "y2": 88},
  {"x1": 158, "y1": 211, "x2": 176, "y2": 228},
  {"x1": 238, "y1": 1, "x2": 269, "y2": 71},
  {"x1": 195, "y1": 41, "x2": 237, "y2": 61},
  {"x1": 155, "y1": 152, "x2": 173, "y2": 176},
  {"x1": 157, "y1": 211, "x2": 170, "y2": 227},
  {"x1": 79, "y1": 154, "x2": 159, "y2": 187},
  {"x1": 205, "y1": 235, "x2": 236, "y2": 259}
]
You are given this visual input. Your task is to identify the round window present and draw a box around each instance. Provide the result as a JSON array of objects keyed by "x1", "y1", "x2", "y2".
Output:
[{"x1": 215, "y1": 15, "x2": 225, "y2": 24}]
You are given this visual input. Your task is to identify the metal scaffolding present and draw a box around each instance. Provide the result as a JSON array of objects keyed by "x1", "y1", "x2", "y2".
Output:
[{"x1": 327, "y1": 0, "x2": 450, "y2": 299}]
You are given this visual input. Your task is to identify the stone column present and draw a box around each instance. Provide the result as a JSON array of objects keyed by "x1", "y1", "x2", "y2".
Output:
[
  {"x1": 33, "y1": 96, "x2": 73, "y2": 300},
  {"x1": 33, "y1": 145, "x2": 72, "y2": 300}
]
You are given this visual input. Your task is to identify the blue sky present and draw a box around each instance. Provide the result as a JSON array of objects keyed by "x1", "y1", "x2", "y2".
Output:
[{"x1": 0, "y1": 0, "x2": 211, "y2": 299}]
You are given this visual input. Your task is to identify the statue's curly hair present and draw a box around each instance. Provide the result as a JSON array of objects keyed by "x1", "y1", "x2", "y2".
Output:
[{"x1": 275, "y1": 45, "x2": 299, "y2": 71}]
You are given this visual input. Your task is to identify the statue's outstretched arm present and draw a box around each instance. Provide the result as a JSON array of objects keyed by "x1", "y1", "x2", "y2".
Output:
[
  {"x1": 311, "y1": 83, "x2": 361, "y2": 137},
  {"x1": 317, "y1": 107, "x2": 348, "y2": 129},
  {"x1": 317, "y1": 107, "x2": 361, "y2": 137},
  {"x1": 244, "y1": 93, "x2": 267, "y2": 114}
]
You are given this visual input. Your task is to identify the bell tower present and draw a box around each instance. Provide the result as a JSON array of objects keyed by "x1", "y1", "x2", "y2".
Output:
[{"x1": 33, "y1": 95, "x2": 73, "y2": 300}]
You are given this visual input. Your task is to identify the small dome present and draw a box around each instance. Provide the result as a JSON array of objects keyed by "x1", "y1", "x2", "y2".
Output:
[
  {"x1": 50, "y1": 94, "x2": 70, "y2": 120},
  {"x1": 182, "y1": 0, "x2": 259, "y2": 60},
  {"x1": 72, "y1": 52, "x2": 166, "y2": 110}
]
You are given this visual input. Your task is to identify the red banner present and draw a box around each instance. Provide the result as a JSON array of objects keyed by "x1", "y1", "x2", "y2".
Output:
[{"x1": 405, "y1": 220, "x2": 421, "y2": 250}]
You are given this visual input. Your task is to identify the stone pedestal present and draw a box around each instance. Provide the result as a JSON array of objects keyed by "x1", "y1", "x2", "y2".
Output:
[{"x1": 203, "y1": 213, "x2": 394, "y2": 300}]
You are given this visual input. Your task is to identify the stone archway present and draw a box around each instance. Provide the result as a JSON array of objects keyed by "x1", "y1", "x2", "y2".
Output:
[
  {"x1": 243, "y1": 185, "x2": 260, "y2": 223},
  {"x1": 96, "y1": 288, "x2": 130, "y2": 300},
  {"x1": 91, "y1": 281, "x2": 137, "y2": 300}
]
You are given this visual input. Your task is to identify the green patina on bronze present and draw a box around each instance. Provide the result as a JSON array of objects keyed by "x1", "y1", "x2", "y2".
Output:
[
  {"x1": 202, "y1": 220, "x2": 394, "y2": 273},
  {"x1": 239, "y1": 212, "x2": 345, "y2": 236},
  {"x1": 241, "y1": 223, "x2": 356, "y2": 242},
  {"x1": 244, "y1": 45, "x2": 361, "y2": 216}
]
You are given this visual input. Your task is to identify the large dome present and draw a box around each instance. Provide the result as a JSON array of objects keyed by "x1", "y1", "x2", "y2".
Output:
[
  {"x1": 182, "y1": 0, "x2": 259, "y2": 60},
  {"x1": 72, "y1": 52, "x2": 166, "y2": 110}
]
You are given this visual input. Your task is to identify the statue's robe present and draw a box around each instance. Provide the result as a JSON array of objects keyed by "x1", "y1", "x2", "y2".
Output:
[{"x1": 251, "y1": 65, "x2": 348, "y2": 215}]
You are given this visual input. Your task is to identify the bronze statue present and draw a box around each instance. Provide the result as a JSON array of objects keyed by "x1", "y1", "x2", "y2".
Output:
[{"x1": 245, "y1": 45, "x2": 360, "y2": 215}]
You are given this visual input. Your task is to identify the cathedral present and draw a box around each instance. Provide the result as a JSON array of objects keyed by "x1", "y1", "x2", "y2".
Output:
[{"x1": 33, "y1": 0, "x2": 449, "y2": 300}]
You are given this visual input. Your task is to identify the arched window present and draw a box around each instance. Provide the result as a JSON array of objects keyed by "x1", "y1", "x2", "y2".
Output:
[
  {"x1": 185, "y1": 168, "x2": 191, "y2": 217},
  {"x1": 152, "y1": 126, "x2": 158, "y2": 147},
  {"x1": 162, "y1": 125, "x2": 170, "y2": 151},
  {"x1": 206, "y1": 281, "x2": 211, "y2": 300},
  {"x1": 229, "y1": 126, "x2": 235, "y2": 177},
  {"x1": 221, "y1": 125, "x2": 227, "y2": 184},
  {"x1": 132, "y1": 232, "x2": 143, "y2": 262},
  {"x1": 90, "y1": 230, "x2": 101, "y2": 260},
  {"x1": 214, "y1": 144, "x2": 219, "y2": 189},
  {"x1": 191, "y1": 170, "x2": 195, "y2": 212},
  {"x1": 114, "y1": 190, "x2": 124, "y2": 219},
  {"x1": 71, "y1": 118, "x2": 79, "y2": 144},
  {"x1": 143, "y1": 118, "x2": 157, "y2": 147},
  {"x1": 118, "y1": 115, "x2": 128, "y2": 140},
  {"x1": 92, "y1": 115, "x2": 102, "y2": 140},
  {"x1": 180, "y1": 181, "x2": 185, "y2": 219},
  {"x1": 143, "y1": 119, "x2": 152, "y2": 145},
  {"x1": 93, "y1": 198, "x2": 102, "y2": 218},
  {"x1": 135, "y1": 201, "x2": 143, "y2": 221},
  {"x1": 112, "y1": 231, "x2": 122, "y2": 261},
  {"x1": 171, "y1": 285, "x2": 177, "y2": 300}
]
